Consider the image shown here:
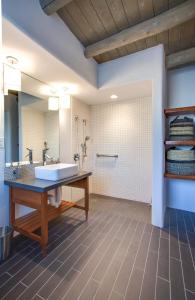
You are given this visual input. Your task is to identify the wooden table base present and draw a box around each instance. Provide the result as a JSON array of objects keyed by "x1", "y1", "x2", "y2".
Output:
[{"x1": 10, "y1": 177, "x2": 89, "y2": 255}]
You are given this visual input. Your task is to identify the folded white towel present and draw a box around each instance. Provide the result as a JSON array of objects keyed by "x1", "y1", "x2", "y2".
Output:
[{"x1": 48, "y1": 187, "x2": 62, "y2": 208}]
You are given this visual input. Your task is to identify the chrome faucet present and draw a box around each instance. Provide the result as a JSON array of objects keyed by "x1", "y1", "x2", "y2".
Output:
[
  {"x1": 42, "y1": 142, "x2": 49, "y2": 165},
  {"x1": 42, "y1": 142, "x2": 53, "y2": 165},
  {"x1": 25, "y1": 148, "x2": 33, "y2": 164}
]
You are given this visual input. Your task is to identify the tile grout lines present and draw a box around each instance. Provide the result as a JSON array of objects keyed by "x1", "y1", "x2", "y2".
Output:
[
  {"x1": 123, "y1": 223, "x2": 147, "y2": 300},
  {"x1": 1, "y1": 210, "x2": 103, "y2": 300},
  {"x1": 90, "y1": 219, "x2": 135, "y2": 300},
  {"x1": 14, "y1": 210, "x2": 109, "y2": 300},
  {"x1": 169, "y1": 210, "x2": 171, "y2": 300},
  {"x1": 186, "y1": 289, "x2": 195, "y2": 295},
  {"x1": 108, "y1": 222, "x2": 140, "y2": 300},
  {"x1": 182, "y1": 212, "x2": 195, "y2": 269},
  {"x1": 138, "y1": 226, "x2": 154, "y2": 300},
  {"x1": 176, "y1": 211, "x2": 187, "y2": 300},
  {"x1": 0, "y1": 208, "x2": 83, "y2": 276},
  {"x1": 51, "y1": 216, "x2": 123, "y2": 299},
  {"x1": 78, "y1": 218, "x2": 134, "y2": 300},
  {"x1": 189, "y1": 213, "x2": 195, "y2": 233},
  {"x1": 4, "y1": 209, "x2": 84, "y2": 277},
  {"x1": 154, "y1": 222, "x2": 161, "y2": 300}
]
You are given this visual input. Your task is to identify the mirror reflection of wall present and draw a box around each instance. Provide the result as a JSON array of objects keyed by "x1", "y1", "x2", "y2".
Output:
[
  {"x1": 19, "y1": 92, "x2": 59, "y2": 162},
  {"x1": 4, "y1": 73, "x2": 60, "y2": 165},
  {"x1": 4, "y1": 93, "x2": 19, "y2": 163}
]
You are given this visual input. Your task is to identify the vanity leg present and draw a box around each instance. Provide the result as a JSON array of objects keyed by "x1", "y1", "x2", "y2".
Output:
[
  {"x1": 85, "y1": 177, "x2": 89, "y2": 220},
  {"x1": 41, "y1": 192, "x2": 48, "y2": 256},
  {"x1": 10, "y1": 187, "x2": 15, "y2": 224},
  {"x1": 10, "y1": 187, "x2": 15, "y2": 238}
]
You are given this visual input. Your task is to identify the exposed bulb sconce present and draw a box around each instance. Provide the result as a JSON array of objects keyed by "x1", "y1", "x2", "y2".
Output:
[
  {"x1": 48, "y1": 88, "x2": 71, "y2": 111},
  {"x1": 4, "y1": 56, "x2": 21, "y2": 95},
  {"x1": 48, "y1": 96, "x2": 59, "y2": 111}
]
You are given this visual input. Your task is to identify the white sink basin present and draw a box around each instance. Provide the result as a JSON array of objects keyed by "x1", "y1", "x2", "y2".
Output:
[{"x1": 35, "y1": 163, "x2": 78, "y2": 181}]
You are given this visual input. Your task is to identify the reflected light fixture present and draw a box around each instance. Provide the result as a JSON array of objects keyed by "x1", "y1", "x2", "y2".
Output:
[
  {"x1": 48, "y1": 96, "x2": 59, "y2": 111},
  {"x1": 110, "y1": 94, "x2": 118, "y2": 99},
  {"x1": 4, "y1": 56, "x2": 21, "y2": 95}
]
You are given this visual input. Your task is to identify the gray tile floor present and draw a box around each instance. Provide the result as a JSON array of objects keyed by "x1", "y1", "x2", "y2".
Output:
[{"x1": 0, "y1": 196, "x2": 194, "y2": 300}]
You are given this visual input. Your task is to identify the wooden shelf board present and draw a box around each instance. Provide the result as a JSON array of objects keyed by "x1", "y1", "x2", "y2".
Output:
[
  {"x1": 165, "y1": 173, "x2": 195, "y2": 180},
  {"x1": 164, "y1": 106, "x2": 195, "y2": 116},
  {"x1": 14, "y1": 201, "x2": 75, "y2": 233},
  {"x1": 165, "y1": 140, "x2": 195, "y2": 146}
]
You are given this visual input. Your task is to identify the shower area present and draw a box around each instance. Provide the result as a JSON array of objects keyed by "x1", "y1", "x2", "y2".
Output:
[
  {"x1": 63, "y1": 94, "x2": 152, "y2": 216},
  {"x1": 91, "y1": 97, "x2": 152, "y2": 205}
]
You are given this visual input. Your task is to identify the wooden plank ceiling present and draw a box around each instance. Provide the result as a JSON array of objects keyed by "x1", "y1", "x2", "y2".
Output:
[{"x1": 57, "y1": 0, "x2": 195, "y2": 63}]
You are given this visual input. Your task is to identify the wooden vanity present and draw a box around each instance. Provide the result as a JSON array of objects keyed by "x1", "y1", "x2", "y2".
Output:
[{"x1": 5, "y1": 171, "x2": 92, "y2": 255}]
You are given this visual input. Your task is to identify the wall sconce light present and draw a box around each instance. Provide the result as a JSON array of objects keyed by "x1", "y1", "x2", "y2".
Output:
[
  {"x1": 4, "y1": 56, "x2": 21, "y2": 95},
  {"x1": 48, "y1": 88, "x2": 71, "y2": 111},
  {"x1": 60, "y1": 94, "x2": 71, "y2": 109},
  {"x1": 48, "y1": 96, "x2": 59, "y2": 111}
]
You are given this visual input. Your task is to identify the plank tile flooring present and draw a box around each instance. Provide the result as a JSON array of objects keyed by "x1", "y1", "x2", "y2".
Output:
[{"x1": 0, "y1": 196, "x2": 194, "y2": 300}]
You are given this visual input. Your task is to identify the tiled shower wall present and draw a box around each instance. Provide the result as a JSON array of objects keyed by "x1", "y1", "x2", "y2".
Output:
[{"x1": 91, "y1": 97, "x2": 152, "y2": 203}]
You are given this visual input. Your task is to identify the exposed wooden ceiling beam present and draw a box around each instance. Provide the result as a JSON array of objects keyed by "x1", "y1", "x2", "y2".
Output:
[
  {"x1": 167, "y1": 47, "x2": 195, "y2": 70},
  {"x1": 39, "y1": 0, "x2": 72, "y2": 15},
  {"x1": 84, "y1": 0, "x2": 195, "y2": 59}
]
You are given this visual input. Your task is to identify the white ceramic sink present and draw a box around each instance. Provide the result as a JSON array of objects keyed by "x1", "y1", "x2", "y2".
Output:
[{"x1": 35, "y1": 163, "x2": 78, "y2": 181}]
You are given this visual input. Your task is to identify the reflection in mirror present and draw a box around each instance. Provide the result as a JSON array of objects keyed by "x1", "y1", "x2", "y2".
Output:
[
  {"x1": 4, "y1": 92, "x2": 19, "y2": 163},
  {"x1": 4, "y1": 73, "x2": 60, "y2": 166}
]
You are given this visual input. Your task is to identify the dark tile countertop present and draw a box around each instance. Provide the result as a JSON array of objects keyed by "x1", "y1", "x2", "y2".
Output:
[{"x1": 4, "y1": 171, "x2": 92, "y2": 193}]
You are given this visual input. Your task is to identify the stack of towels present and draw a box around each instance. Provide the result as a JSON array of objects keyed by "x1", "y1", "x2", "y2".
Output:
[
  {"x1": 166, "y1": 147, "x2": 195, "y2": 175},
  {"x1": 169, "y1": 116, "x2": 194, "y2": 140},
  {"x1": 48, "y1": 187, "x2": 62, "y2": 208}
]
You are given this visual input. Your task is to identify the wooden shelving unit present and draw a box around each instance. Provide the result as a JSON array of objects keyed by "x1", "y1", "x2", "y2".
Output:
[
  {"x1": 164, "y1": 106, "x2": 195, "y2": 117},
  {"x1": 164, "y1": 106, "x2": 195, "y2": 181},
  {"x1": 14, "y1": 201, "x2": 75, "y2": 233},
  {"x1": 164, "y1": 173, "x2": 195, "y2": 181},
  {"x1": 165, "y1": 140, "x2": 195, "y2": 146}
]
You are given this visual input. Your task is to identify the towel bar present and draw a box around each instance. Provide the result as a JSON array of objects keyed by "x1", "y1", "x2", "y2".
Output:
[{"x1": 96, "y1": 154, "x2": 118, "y2": 158}]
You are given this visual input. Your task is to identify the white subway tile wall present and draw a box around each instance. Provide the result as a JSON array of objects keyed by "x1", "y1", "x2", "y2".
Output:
[{"x1": 91, "y1": 97, "x2": 152, "y2": 203}]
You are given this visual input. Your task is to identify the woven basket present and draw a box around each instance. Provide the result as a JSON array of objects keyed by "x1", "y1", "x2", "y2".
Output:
[
  {"x1": 167, "y1": 149, "x2": 195, "y2": 161},
  {"x1": 167, "y1": 160, "x2": 195, "y2": 175},
  {"x1": 169, "y1": 135, "x2": 195, "y2": 141},
  {"x1": 169, "y1": 129, "x2": 194, "y2": 135},
  {"x1": 169, "y1": 116, "x2": 194, "y2": 140}
]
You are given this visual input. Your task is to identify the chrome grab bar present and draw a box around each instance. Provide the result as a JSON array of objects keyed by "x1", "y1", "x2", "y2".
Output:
[{"x1": 96, "y1": 154, "x2": 118, "y2": 158}]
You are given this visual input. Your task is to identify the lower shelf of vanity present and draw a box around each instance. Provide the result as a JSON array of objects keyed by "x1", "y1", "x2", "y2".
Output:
[{"x1": 13, "y1": 200, "x2": 75, "y2": 233}]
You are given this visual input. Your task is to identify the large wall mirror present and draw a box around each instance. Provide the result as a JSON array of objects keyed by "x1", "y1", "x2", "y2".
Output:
[{"x1": 4, "y1": 73, "x2": 60, "y2": 166}]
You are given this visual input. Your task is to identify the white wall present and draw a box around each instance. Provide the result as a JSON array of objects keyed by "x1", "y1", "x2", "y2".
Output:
[
  {"x1": 99, "y1": 45, "x2": 166, "y2": 227},
  {"x1": 167, "y1": 65, "x2": 195, "y2": 212},
  {"x1": 91, "y1": 97, "x2": 152, "y2": 203}
]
